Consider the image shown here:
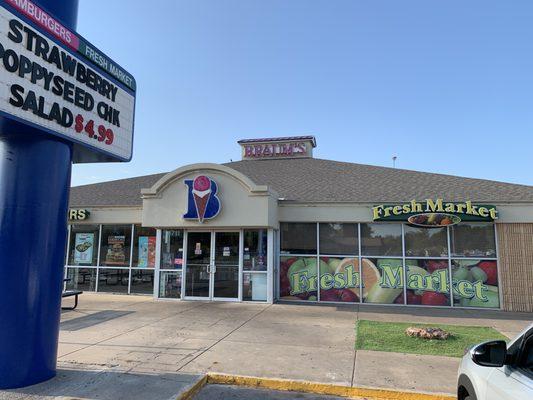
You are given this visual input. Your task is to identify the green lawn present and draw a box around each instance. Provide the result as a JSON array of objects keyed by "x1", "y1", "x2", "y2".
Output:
[{"x1": 355, "y1": 320, "x2": 507, "y2": 358}]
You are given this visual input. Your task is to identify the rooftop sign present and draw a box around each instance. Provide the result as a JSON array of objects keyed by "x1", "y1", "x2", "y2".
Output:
[
  {"x1": 238, "y1": 136, "x2": 316, "y2": 160},
  {"x1": 0, "y1": 0, "x2": 136, "y2": 162}
]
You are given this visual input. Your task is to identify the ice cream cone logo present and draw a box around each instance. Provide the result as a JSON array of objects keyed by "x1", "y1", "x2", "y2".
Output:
[{"x1": 183, "y1": 175, "x2": 221, "y2": 223}]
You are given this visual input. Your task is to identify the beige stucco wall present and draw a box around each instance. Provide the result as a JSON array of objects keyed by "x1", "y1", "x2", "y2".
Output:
[
  {"x1": 141, "y1": 163, "x2": 279, "y2": 229},
  {"x1": 68, "y1": 207, "x2": 142, "y2": 225},
  {"x1": 70, "y1": 202, "x2": 533, "y2": 227},
  {"x1": 497, "y1": 223, "x2": 533, "y2": 312}
]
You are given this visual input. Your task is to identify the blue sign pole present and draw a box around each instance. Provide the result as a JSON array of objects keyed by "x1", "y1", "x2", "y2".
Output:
[{"x1": 0, "y1": 0, "x2": 79, "y2": 389}]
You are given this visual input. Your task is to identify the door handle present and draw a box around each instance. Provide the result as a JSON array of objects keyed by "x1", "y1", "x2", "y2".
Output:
[
  {"x1": 211, "y1": 264, "x2": 216, "y2": 274},
  {"x1": 206, "y1": 265, "x2": 211, "y2": 274}
]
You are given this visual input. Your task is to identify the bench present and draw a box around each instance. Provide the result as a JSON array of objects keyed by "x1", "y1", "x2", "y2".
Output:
[{"x1": 62, "y1": 290, "x2": 83, "y2": 310}]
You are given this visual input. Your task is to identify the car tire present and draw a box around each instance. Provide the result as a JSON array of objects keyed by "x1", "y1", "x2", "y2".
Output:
[{"x1": 458, "y1": 375, "x2": 477, "y2": 400}]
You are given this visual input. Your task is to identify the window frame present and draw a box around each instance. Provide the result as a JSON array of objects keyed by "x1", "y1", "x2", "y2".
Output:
[{"x1": 515, "y1": 330, "x2": 533, "y2": 379}]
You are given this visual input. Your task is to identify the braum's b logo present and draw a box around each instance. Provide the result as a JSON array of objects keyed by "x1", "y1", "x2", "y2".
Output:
[{"x1": 183, "y1": 175, "x2": 221, "y2": 223}]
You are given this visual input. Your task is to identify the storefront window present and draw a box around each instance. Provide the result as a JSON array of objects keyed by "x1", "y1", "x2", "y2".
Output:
[
  {"x1": 130, "y1": 270, "x2": 154, "y2": 294},
  {"x1": 159, "y1": 271, "x2": 182, "y2": 298},
  {"x1": 243, "y1": 230, "x2": 268, "y2": 271},
  {"x1": 66, "y1": 267, "x2": 97, "y2": 292},
  {"x1": 360, "y1": 223, "x2": 402, "y2": 256},
  {"x1": 243, "y1": 273, "x2": 267, "y2": 301},
  {"x1": 132, "y1": 226, "x2": 157, "y2": 268},
  {"x1": 67, "y1": 225, "x2": 99, "y2": 266},
  {"x1": 280, "y1": 223, "x2": 317, "y2": 254},
  {"x1": 319, "y1": 257, "x2": 359, "y2": 302},
  {"x1": 451, "y1": 259, "x2": 499, "y2": 308},
  {"x1": 279, "y1": 256, "x2": 317, "y2": 301},
  {"x1": 161, "y1": 230, "x2": 184, "y2": 269},
  {"x1": 277, "y1": 221, "x2": 499, "y2": 307},
  {"x1": 361, "y1": 258, "x2": 404, "y2": 304},
  {"x1": 405, "y1": 259, "x2": 451, "y2": 306},
  {"x1": 404, "y1": 226, "x2": 448, "y2": 257},
  {"x1": 450, "y1": 223, "x2": 496, "y2": 258},
  {"x1": 97, "y1": 268, "x2": 129, "y2": 293},
  {"x1": 99, "y1": 225, "x2": 132, "y2": 267},
  {"x1": 319, "y1": 223, "x2": 358, "y2": 255}
]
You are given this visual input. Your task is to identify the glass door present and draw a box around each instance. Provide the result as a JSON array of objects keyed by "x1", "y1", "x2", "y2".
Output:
[
  {"x1": 184, "y1": 231, "x2": 241, "y2": 300},
  {"x1": 185, "y1": 232, "x2": 211, "y2": 298},
  {"x1": 213, "y1": 232, "x2": 240, "y2": 300}
]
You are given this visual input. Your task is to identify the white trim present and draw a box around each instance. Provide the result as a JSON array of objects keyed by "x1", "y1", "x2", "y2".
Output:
[
  {"x1": 95, "y1": 224, "x2": 102, "y2": 292},
  {"x1": 65, "y1": 224, "x2": 71, "y2": 265},
  {"x1": 182, "y1": 230, "x2": 188, "y2": 299},
  {"x1": 267, "y1": 228, "x2": 274, "y2": 303},
  {"x1": 238, "y1": 229, "x2": 244, "y2": 301},
  {"x1": 154, "y1": 229, "x2": 162, "y2": 299},
  {"x1": 128, "y1": 224, "x2": 135, "y2": 294}
]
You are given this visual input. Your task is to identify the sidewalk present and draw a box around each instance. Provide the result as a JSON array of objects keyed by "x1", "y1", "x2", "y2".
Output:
[{"x1": 1, "y1": 294, "x2": 531, "y2": 399}]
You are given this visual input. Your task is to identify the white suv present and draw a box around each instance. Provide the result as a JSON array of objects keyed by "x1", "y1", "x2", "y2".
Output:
[{"x1": 457, "y1": 323, "x2": 533, "y2": 400}]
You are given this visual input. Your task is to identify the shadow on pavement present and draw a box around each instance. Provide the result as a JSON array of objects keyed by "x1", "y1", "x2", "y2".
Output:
[{"x1": 60, "y1": 310, "x2": 134, "y2": 331}]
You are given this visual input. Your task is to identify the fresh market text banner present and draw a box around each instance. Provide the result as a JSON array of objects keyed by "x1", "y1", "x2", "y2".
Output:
[
  {"x1": 372, "y1": 199, "x2": 498, "y2": 227},
  {"x1": 279, "y1": 257, "x2": 499, "y2": 308},
  {"x1": 0, "y1": 0, "x2": 136, "y2": 162}
]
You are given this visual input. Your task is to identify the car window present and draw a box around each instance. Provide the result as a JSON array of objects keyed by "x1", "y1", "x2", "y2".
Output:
[
  {"x1": 507, "y1": 335, "x2": 523, "y2": 362},
  {"x1": 517, "y1": 334, "x2": 533, "y2": 377}
]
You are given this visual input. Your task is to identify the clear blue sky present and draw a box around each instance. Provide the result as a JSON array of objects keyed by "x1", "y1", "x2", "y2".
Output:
[{"x1": 72, "y1": 0, "x2": 533, "y2": 187}]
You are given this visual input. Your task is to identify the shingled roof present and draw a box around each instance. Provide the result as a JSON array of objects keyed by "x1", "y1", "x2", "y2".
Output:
[{"x1": 69, "y1": 158, "x2": 533, "y2": 207}]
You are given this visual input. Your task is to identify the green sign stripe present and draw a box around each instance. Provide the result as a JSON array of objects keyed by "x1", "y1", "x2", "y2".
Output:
[{"x1": 78, "y1": 40, "x2": 136, "y2": 92}]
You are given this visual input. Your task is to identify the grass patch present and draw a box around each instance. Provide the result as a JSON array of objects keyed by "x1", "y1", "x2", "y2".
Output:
[{"x1": 355, "y1": 320, "x2": 507, "y2": 358}]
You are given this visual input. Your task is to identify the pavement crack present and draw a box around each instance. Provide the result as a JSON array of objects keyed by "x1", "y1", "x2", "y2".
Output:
[
  {"x1": 59, "y1": 302, "x2": 207, "y2": 360},
  {"x1": 176, "y1": 304, "x2": 272, "y2": 372}
]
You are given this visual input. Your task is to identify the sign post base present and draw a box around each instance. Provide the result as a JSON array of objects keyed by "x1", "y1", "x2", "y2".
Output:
[{"x1": 0, "y1": 0, "x2": 79, "y2": 389}]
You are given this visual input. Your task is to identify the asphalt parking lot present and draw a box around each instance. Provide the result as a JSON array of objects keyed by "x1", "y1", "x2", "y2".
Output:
[{"x1": 192, "y1": 384, "x2": 349, "y2": 400}]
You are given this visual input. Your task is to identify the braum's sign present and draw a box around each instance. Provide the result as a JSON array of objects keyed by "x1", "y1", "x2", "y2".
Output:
[
  {"x1": 0, "y1": 0, "x2": 135, "y2": 162},
  {"x1": 373, "y1": 199, "x2": 498, "y2": 227}
]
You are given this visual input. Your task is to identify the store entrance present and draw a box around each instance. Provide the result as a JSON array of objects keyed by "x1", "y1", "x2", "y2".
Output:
[{"x1": 184, "y1": 231, "x2": 240, "y2": 301}]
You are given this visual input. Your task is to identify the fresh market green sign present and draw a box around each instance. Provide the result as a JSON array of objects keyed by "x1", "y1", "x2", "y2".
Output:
[{"x1": 372, "y1": 199, "x2": 498, "y2": 225}]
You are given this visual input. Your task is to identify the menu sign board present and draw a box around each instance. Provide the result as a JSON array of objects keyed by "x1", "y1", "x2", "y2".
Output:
[
  {"x1": 138, "y1": 236, "x2": 156, "y2": 268},
  {"x1": 0, "y1": 0, "x2": 135, "y2": 162},
  {"x1": 105, "y1": 235, "x2": 126, "y2": 265},
  {"x1": 73, "y1": 232, "x2": 93, "y2": 264}
]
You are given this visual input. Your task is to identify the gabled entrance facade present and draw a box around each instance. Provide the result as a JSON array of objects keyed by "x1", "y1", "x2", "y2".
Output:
[{"x1": 140, "y1": 163, "x2": 279, "y2": 303}]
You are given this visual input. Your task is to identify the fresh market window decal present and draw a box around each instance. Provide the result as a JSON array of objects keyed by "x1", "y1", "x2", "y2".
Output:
[
  {"x1": 279, "y1": 222, "x2": 499, "y2": 308},
  {"x1": 372, "y1": 199, "x2": 498, "y2": 227}
]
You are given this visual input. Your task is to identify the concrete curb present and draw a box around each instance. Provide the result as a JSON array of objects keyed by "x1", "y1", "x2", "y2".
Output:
[
  {"x1": 177, "y1": 372, "x2": 455, "y2": 400},
  {"x1": 176, "y1": 375, "x2": 207, "y2": 400}
]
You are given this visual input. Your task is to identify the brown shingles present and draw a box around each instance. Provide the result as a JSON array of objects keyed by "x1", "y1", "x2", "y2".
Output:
[{"x1": 69, "y1": 158, "x2": 533, "y2": 207}]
